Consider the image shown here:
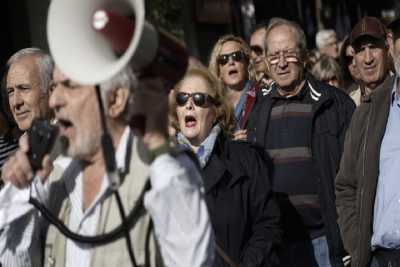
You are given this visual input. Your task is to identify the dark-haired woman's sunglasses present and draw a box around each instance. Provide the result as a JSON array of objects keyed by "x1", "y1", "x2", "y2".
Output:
[
  {"x1": 176, "y1": 92, "x2": 216, "y2": 107},
  {"x1": 217, "y1": 51, "x2": 247, "y2": 66}
]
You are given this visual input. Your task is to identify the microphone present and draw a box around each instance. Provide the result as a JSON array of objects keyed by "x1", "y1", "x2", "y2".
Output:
[{"x1": 27, "y1": 119, "x2": 68, "y2": 171}]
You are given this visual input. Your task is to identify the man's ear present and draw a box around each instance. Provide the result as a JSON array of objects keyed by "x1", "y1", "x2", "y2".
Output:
[
  {"x1": 265, "y1": 58, "x2": 271, "y2": 74},
  {"x1": 107, "y1": 87, "x2": 129, "y2": 118}
]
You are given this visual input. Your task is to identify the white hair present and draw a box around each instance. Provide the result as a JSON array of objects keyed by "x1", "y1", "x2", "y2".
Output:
[
  {"x1": 100, "y1": 66, "x2": 138, "y2": 123},
  {"x1": 6, "y1": 48, "x2": 54, "y2": 93},
  {"x1": 316, "y1": 29, "x2": 336, "y2": 50}
]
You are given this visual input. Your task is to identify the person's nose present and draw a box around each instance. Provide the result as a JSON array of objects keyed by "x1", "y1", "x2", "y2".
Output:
[
  {"x1": 251, "y1": 51, "x2": 259, "y2": 62},
  {"x1": 49, "y1": 84, "x2": 65, "y2": 111},
  {"x1": 185, "y1": 97, "x2": 194, "y2": 110},
  {"x1": 10, "y1": 89, "x2": 24, "y2": 110},
  {"x1": 277, "y1": 53, "x2": 288, "y2": 68},
  {"x1": 227, "y1": 55, "x2": 236, "y2": 65},
  {"x1": 364, "y1": 48, "x2": 374, "y2": 65}
]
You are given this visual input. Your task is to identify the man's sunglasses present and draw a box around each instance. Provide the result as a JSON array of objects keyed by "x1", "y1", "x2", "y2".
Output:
[
  {"x1": 217, "y1": 51, "x2": 247, "y2": 66},
  {"x1": 176, "y1": 92, "x2": 217, "y2": 107},
  {"x1": 251, "y1": 45, "x2": 264, "y2": 56}
]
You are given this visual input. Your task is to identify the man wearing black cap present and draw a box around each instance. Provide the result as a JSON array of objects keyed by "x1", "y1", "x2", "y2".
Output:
[
  {"x1": 348, "y1": 16, "x2": 391, "y2": 106},
  {"x1": 336, "y1": 17, "x2": 400, "y2": 267}
]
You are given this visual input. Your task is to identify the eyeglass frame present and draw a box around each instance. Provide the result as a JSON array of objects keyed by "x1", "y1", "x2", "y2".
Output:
[
  {"x1": 175, "y1": 92, "x2": 218, "y2": 107},
  {"x1": 266, "y1": 49, "x2": 301, "y2": 65},
  {"x1": 250, "y1": 45, "x2": 264, "y2": 56},
  {"x1": 217, "y1": 50, "x2": 248, "y2": 66}
]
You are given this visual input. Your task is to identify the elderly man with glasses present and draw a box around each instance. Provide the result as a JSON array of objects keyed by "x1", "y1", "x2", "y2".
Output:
[{"x1": 247, "y1": 18, "x2": 355, "y2": 267}]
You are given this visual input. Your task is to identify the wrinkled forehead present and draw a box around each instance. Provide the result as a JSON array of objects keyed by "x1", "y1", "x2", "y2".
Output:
[
  {"x1": 52, "y1": 67, "x2": 83, "y2": 87},
  {"x1": 8, "y1": 56, "x2": 39, "y2": 77},
  {"x1": 6, "y1": 57, "x2": 42, "y2": 87},
  {"x1": 220, "y1": 40, "x2": 243, "y2": 55},
  {"x1": 266, "y1": 25, "x2": 299, "y2": 51},
  {"x1": 250, "y1": 28, "x2": 267, "y2": 45},
  {"x1": 52, "y1": 67, "x2": 68, "y2": 82}
]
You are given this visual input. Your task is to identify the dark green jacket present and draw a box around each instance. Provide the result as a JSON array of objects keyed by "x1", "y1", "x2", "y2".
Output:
[{"x1": 336, "y1": 75, "x2": 394, "y2": 267}]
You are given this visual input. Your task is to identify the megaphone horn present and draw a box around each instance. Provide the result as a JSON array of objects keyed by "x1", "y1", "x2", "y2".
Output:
[
  {"x1": 47, "y1": 0, "x2": 188, "y2": 87},
  {"x1": 92, "y1": 9, "x2": 135, "y2": 54}
]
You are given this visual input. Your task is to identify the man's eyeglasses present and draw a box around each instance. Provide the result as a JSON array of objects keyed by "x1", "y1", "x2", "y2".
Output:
[
  {"x1": 267, "y1": 50, "x2": 300, "y2": 65},
  {"x1": 176, "y1": 92, "x2": 217, "y2": 107},
  {"x1": 217, "y1": 51, "x2": 247, "y2": 66}
]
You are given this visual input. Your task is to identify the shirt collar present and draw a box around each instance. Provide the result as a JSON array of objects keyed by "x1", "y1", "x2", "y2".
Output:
[
  {"x1": 271, "y1": 81, "x2": 308, "y2": 100},
  {"x1": 391, "y1": 76, "x2": 400, "y2": 107},
  {"x1": 115, "y1": 126, "x2": 132, "y2": 173}
]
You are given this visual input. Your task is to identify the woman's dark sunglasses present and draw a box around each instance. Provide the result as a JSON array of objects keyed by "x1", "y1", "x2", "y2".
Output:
[
  {"x1": 217, "y1": 50, "x2": 247, "y2": 66},
  {"x1": 176, "y1": 92, "x2": 217, "y2": 107},
  {"x1": 250, "y1": 45, "x2": 264, "y2": 56}
]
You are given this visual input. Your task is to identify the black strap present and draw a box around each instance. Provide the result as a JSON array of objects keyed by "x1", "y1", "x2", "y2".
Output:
[
  {"x1": 29, "y1": 180, "x2": 151, "y2": 246},
  {"x1": 144, "y1": 220, "x2": 154, "y2": 267}
]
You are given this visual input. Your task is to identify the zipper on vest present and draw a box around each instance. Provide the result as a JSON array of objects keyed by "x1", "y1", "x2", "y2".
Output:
[{"x1": 357, "y1": 104, "x2": 372, "y2": 267}]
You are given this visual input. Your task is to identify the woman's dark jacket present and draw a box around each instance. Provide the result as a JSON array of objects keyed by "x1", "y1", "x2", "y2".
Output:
[{"x1": 202, "y1": 133, "x2": 281, "y2": 267}]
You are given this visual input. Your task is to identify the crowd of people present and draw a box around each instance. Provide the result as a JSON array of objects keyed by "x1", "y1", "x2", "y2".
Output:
[{"x1": 0, "y1": 12, "x2": 398, "y2": 267}]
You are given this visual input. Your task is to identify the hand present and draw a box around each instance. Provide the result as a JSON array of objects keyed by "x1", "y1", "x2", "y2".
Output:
[
  {"x1": 1, "y1": 134, "x2": 53, "y2": 188},
  {"x1": 233, "y1": 129, "x2": 247, "y2": 141},
  {"x1": 131, "y1": 77, "x2": 168, "y2": 150}
]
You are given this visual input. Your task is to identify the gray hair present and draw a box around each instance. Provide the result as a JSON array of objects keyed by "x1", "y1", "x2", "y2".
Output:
[
  {"x1": 6, "y1": 48, "x2": 54, "y2": 93},
  {"x1": 316, "y1": 29, "x2": 336, "y2": 50},
  {"x1": 100, "y1": 66, "x2": 138, "y2": 123},
  {"x1": 311, "y1": 55, "x2": 342, "y2": 85},
  {"x1": 268, "y1": 17, "x2": 288, "y2": 28},
  {"x1": 265, "y1": 19, "x2": 307, "y2": 60}
]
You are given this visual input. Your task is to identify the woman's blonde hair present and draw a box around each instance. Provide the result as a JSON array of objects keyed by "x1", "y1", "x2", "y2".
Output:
[
  {"x1": 208, "y1": 34, "x2": 252, "y2": 80},
  {"x1": 169, "y1": 66, "x2": 235, "y2": 137}
]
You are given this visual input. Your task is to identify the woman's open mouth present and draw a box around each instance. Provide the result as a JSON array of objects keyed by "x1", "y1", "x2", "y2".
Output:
[{"x1": 185, "y1": 115, "x2": 197, "y2": 128}]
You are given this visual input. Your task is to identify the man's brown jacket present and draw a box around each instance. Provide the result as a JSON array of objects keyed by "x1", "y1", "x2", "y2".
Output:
[{"x1": 336, "y1": 75, "x2": 394, "y2": 267}]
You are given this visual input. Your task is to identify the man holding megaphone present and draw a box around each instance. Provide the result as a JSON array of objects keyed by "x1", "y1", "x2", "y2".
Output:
[
  {"x1": 0, "y1": 64, "x2": 214, "y2": 267},
  {"x1": 0, "y1": 0, "x2": 215, "y2": 265}
]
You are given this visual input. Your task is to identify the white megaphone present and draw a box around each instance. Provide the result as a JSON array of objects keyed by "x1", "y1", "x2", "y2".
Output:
[{"x1": 47, "y1": 0, "x2": 188, "y2": 86}]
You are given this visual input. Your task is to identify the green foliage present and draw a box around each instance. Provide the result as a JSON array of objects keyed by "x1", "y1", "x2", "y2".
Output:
[{"x1": 146, "y1": 0, "x2": 185, "y2": 39}]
